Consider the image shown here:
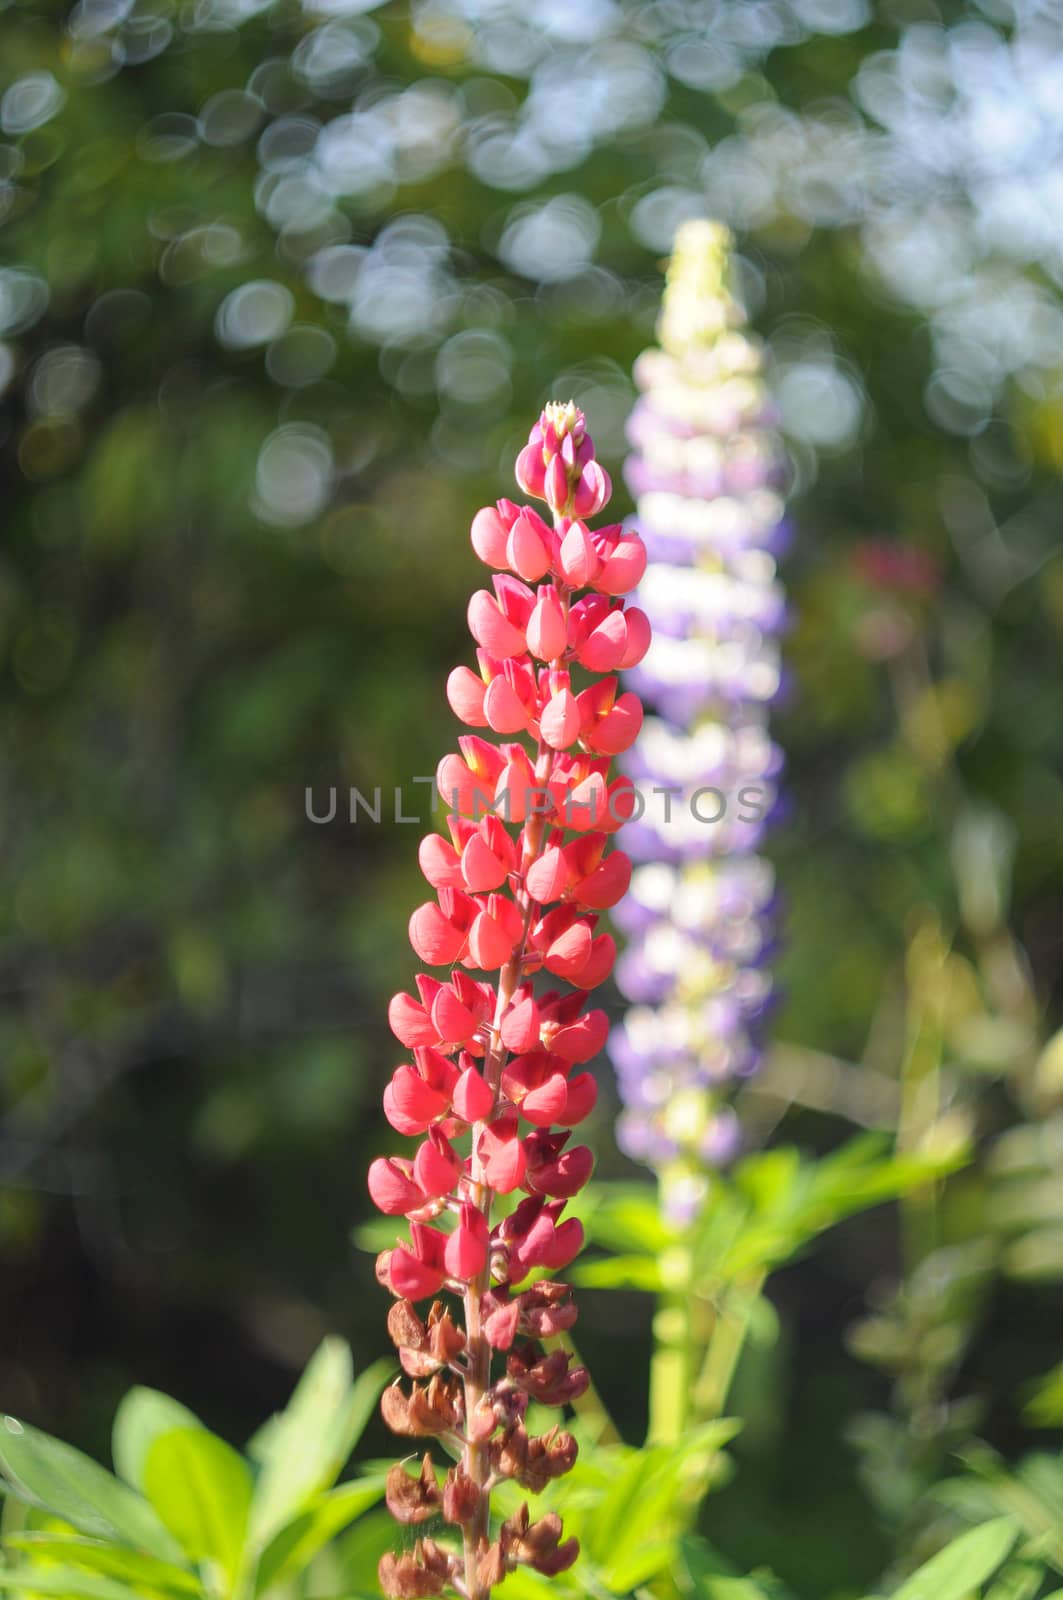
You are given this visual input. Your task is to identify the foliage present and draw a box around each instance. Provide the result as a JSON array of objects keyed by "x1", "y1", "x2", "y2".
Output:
[{"x1": 0, "y1": 1341, "x2": 389, "y2": 1600}]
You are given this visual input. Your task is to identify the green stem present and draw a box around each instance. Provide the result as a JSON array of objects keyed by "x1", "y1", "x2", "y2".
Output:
[
  {"x1": 647, "y1": 1165, "x2": 700, "y2": 1445},
  {"x1": 693, "y1": 1273, "x2": 764, "y2": 1423}
]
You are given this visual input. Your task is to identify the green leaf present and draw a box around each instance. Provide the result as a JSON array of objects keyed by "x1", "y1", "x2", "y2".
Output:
[
  {"x1": 142, "y1": 1427, "x2": 253, "y2": 1585},
  {"x1": 681, "y1": 1534, "x2": 741, "y2": 1585},
  {"x1": 984, "y1": 1565, "x2": 1044, "y2": 1600},
  {"x1": 571, "y1": 1254, "x2": 663, "y2": 1292},
  {"x1": 1024, "y1": 1361, "x2": 1063, "y2": 1428},
  {"x1": 0, "y1": 1417, "x2": 185, "y2": 1566},
  {"x1": 0, "y1": 1568, "x2": 148, "y2": 1600},
  {"x1": 714, "y1": 1138, "x2": 970, "y2": 1283},
  {"x1": 112, "y1": 1390, "x2": 202, "y2": 1493},
  {"x1": 697, "y1": 1582, "x2": 775, "y2": 1600},
  {"x1": 578, "y1": 1184, "x2": 675, "y2": 1254},
  {"x1": 885, "y1": 1518, "x2": 1018, "y2": 1600},
  {"x1": 253, "y1": 1477, "x2": 385, "y2": 1594},
  {"x1": 583, "y1": 1426, "x2": 738, "y2": 1592},
  {"x1": 4, "y1": 1534, "x2": 200, "y2": 1597},
  {"x1": 249, "y1": 1344, "x2": 391, "y2": 1548}
]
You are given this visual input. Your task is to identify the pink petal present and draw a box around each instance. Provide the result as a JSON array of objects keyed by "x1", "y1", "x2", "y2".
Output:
[
  {"x1": 542, "y1": 1215, "x2": 584, "y2": 1270},
  {"x1": 467, "y1": 590, "x2": 527, "y2": 659},
  {"x1": 515, "y1": 443, "x2": 546, "y2": 498},
  {"x1": 387, "y1": 991, "x2": 435, "y2": 1048},
  {"x1": 483, "y1": 675, "x2": 529, "y2": 735},
  {"x1": 430, "y1": 985, "x2": 479, "y2": 1044},
  {"x1": 386, "y1": 1064, "x2": 449, "y2": 1132},
  {"x1": 618, "y1": 606, "x2": 651, "y2": 668},
  {"x1": 501, "y1": 995, "x2": 541, "y2": 1053},
  {"x1": 526, "y1": 588, "x2": 567, "y2": 663},
  {"x1": 539, "y1": 687, "x2": 580, "y2": 750},
  {"x1": 414, "y1": 1128, "x2": 461, "y2": 1198},
  {"x1": 409, "y1": 901, "x2": 468, "y2": 966},
  {"x1": 544, "y1": 455, "x2": 569, "y2": 514},
  {"x1": 569, "y1": 933, "x2": 615, "y2": 990},
  {"x1": 470, "y1": 505, "x2": 511, "y2": 567},
  {"x1": 525, "y1": 846, "x2": 572, "y2": 906},
  {"x1": 368, "y1": 1157, "x2": 427, "y2": 1216},
  {"x1": 558, "y1": 522, "x2": 598, "y2": 587},
  {"x1": 478, "y1": 1118, "x2": 527, "y2": 1193},
  {"x1": 418, "y1": 833, "x2": 464, "y2": 891},
  {"x1": 597, "y1": 534, "x2": 646, "y2": 595},
  {"x1": 572, "y1": 461, "x2": 610, "y2": 518},
  {"x1": 453, "y1": 1065, "x2": 494, "y2": 1123},
  {"x1": 467, "y1": 909, "x2": 517, "y2": 971},
  {"x1": 389, "y1": 1242, "x2": 446, "y2": 1301},
  {"x1": 461, "y1": 833, "x2": 508, "y2": 894},
  {"x1": 571, "y1": 850, "x2": 631, "y2": 910},
  {"x1": 446, "y1": 665, "x2": 488, "y2": 726},
  {"x1": 577, "y1": 609, "x2": 628, "y2": 672},
  {"x1": 527, "y1": 1144, "x2": 594, "y2": 1198},
  {"x1": 585, "y1": 692, "x2": 643, "y2": 756},
  {"x1": 444, "y1": 1203, "x2": 489, "y2": 1280},
  {"x1": 507, "y1": 510, "x2": 552, "y2": 582},
  {"x1": 520, "y1": 1073, "x2": 570, "y2": 1127},
  {"x1": 559, "y1": 1072, "x2": 598, "y2": 1126},
  {"x1": 544, "y1": 920, "x2": 593, "y2": 980},
  {"x1": 550, "y1": 1008, "x2": 608, "y2": 1063}
]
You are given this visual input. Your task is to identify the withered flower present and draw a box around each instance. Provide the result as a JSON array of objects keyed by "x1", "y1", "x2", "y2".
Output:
[{"x1": 386, "y1": 1454, "x2": 443, "y2": 1525}]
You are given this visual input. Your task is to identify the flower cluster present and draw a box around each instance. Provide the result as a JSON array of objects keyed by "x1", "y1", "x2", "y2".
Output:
[
  {"x1": 372, "y1": 403, "x2": 649, "y2": 1600},
  {"x1": 608, "y1": 221, "x2": 788, "y2": 1203}
]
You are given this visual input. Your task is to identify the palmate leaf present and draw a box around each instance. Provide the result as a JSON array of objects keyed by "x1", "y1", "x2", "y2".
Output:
[
  {"x1": 248, "y1": 1341, "x2": 392, "y2": 1549},
  {"x1": 0, "y1": 1418, "x2": 185, "y2": 1567},
  {"x1": 4, "y1": 1533, "x2": 201, "y2": 1597},
  {"x1": 866, "y1": 1517, "x2": 1019, "y2": 1600},
  {"x1": 142, "y1": 1426, "x2": 253, "y2": 1586}
]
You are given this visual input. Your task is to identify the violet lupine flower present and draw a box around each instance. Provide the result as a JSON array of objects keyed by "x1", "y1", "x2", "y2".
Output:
[{"x1": 608, "y1": 220, "x2": 788, "y2": 1204}]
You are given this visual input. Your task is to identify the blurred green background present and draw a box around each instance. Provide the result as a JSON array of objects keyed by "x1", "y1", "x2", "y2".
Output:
[{"x1": 3, "y1": 0, "x2": 1063, "y2": 1594}]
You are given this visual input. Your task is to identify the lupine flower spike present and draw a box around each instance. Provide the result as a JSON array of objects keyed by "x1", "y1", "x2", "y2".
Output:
[
  {"x1": 372, "y1": 403, "x2": 649, "y2": 1600},
  {"x1": 609, "y1": 220, "x2": 788, "y2": 1222}
]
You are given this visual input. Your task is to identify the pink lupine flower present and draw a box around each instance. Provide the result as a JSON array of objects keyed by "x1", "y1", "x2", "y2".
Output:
[{"x1": 372, "y1": 403, "x2": 648, "y2": 1600}]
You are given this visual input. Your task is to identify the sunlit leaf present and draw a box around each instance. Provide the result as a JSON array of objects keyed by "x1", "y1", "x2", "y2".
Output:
[
  {"x1": 0, "y1": 1568, "x2": 146, "y2": 1600},
  {"x1": 142, "y1": 1426, "x2": 253, "y2": 1585},
  {"x1": 253, "y1": 1477, "x2": 385, "y2": 1594},
  {"x1": 0, "y1": 1418, "x2": 185, "y2": 1566},
  {"x1": 249, "y1": 1343, "x2": 390, "y2": 1547},
  {"x1": 881, "y1": 1517, "x2": 1018, "y2": 1600},
  {"x1": 4, "y1": 1534, "x2": 200, "y2": 1597},
  {"x1": 112, "y1": 1391, "x2": 202, "y2": 1494}
]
